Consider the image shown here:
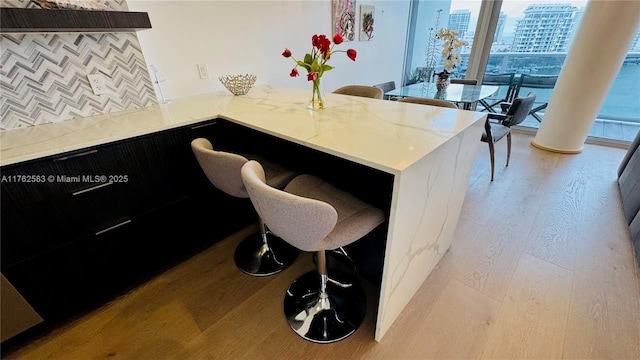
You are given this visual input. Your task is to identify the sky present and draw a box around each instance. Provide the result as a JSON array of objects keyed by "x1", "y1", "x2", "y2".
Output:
[{"x1": 450, "y1": 0, "x2": 588, "y2": 38}]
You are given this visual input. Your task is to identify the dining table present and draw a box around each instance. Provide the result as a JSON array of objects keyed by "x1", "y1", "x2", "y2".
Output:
[{"x1": 385, "y1": 82, "x2": 499, "y2": 110}]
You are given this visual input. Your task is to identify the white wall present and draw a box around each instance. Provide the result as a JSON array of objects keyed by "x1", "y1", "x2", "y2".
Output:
[{"x1": 128, "y1": 0, "x2": 411, "y2": 100}]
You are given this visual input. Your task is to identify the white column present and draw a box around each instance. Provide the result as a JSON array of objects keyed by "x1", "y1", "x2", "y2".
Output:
[{"x1": 531, "y1": 0, "x2": 640, "y2": 153}]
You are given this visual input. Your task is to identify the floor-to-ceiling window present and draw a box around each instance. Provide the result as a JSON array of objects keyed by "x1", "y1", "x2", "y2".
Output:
[
  {"x1": 403, "y1": 0, "x2": 640, "y2": 143},
  {"x1": 589, "y1": 28, "x2": 640, "y2": 142},
  {"x1": 484, "y1": 1, "x2": 585, "y2": 129},
  {"x1": 402, "y1": 1, "x2": 479, "y2": 85}
]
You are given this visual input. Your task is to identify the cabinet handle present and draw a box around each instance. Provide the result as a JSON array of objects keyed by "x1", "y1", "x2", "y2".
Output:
[
  {"x1": 72, "y1": 181, "x2": 114, "y2": 196},
  {"x1": 190, "y1": 121, "x2": 217, "y2": 130},
  {"x1": 53, "y1": 149, "x2": 98, "y2": 162},
  {"x1": 95, "y1": 219, "x2": 131, "y2": 236}
]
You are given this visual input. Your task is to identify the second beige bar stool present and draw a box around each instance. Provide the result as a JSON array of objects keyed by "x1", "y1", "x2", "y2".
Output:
[
  {"x1": 191, "y1": 138, "x2": 299, "y2": 276},
  {"x1": 241, "y1": 160, "x2": 385, "y2": 343}
]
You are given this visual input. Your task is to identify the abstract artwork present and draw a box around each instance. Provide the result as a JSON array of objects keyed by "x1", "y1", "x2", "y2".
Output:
[
  {"x1": 332, "y1": 0, "x2": 356, "y2": 42},
  {"x1": 359, "y1": 5, "x2": 375, "y2": 41}
]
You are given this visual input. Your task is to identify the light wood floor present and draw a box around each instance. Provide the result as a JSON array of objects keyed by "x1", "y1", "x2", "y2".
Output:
[{"x1": 5, "y1": 132, "x2": 640, "y2": 359}]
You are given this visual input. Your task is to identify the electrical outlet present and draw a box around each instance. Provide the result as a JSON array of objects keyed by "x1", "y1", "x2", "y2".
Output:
[
  {"x1": 197, "y1": 64, "x2": 209, "y2": 80},
  {"x1": 87, "y1": 74, "x2": 108, "y2": 95}
]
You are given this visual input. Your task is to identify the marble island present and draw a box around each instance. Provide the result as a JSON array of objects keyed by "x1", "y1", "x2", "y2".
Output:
[
  {"x1": 2, "y1": 85, "x2": 483, "y2": 171},
  {"x1": 0, "y1": 85, "x2": 486, "y2": 341}
]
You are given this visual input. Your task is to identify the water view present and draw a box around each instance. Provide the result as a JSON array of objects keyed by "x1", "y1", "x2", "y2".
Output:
[
  {"x1": 467, "y1": 53, "x2": 640, "y2": 123},
  {"x1": 501, "y1": 63, "x2": 640, "y2": 122},
  {"x1": 600, "y1": 65, "x2": 640, "y2": 122}
]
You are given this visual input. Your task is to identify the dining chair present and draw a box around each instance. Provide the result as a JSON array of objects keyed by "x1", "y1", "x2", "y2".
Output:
[
  {"x1": 450, "y1": 79, "x2": 478, "y2": 85},
  {"x1": 449, "y1": 79, "x2": 478, "y2": 108},
  {"x1": 481, "y1": 92, "x2": 536, "y2": 181},
  {"x1": 396, "y1": 97, "x2": 459, "y2": 109},
  {"x1": 513, "y1": 74, "x2": 558, "y2": 122},
  {"x1": 478, "y1": 73, "x2": 517, "y2": 113},
  {"x1": 373, "y1": 81, "x2": 397, "y2": 100},
  {"x1": 333, "y1": 85, "x2": 383, "y2": 99}
]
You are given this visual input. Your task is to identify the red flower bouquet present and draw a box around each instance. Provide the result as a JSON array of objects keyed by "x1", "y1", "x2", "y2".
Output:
[{"x1": 282, "y1": 34, "x2": 357, "y2": 109}]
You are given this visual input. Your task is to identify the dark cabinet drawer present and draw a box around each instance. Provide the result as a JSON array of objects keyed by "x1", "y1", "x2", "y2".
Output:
[
  {"x1": 1, "y1": 145, "x2": 134, "y2": 209},
  {"x1": 1, "y1": 127, "x2": 192, "y2": 211},
  {"x1": 54, "y1": 180, "x2": 136, "y2": 239},
  {"x1": 2, "y1": 217, "x2": 137, "y2": 321},
  {"x1": 2, "y1": 174, "x2": 136, "y2": 267},
  {"x1": 1, "y1": 199, "x2": 75, "y2": 267}
]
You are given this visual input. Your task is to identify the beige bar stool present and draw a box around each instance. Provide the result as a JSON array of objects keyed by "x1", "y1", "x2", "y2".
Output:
[
  {"x1": 241, "y1": 160, "x2": 385, "y2": 343},
  {"x1": 191, "y1": 138, "x2": 299, "y2": 276}
]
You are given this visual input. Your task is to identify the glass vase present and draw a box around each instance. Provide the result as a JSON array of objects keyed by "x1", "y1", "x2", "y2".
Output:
[
  {"x1": 434, "y1": 89, "x2": 447, "y2": 100},
  {"x1": 308, "y1": 77, "x2": 325, "y2": 110},
  {"x1": 435, "y1": 74, "x2": 450, "y2": 91}
]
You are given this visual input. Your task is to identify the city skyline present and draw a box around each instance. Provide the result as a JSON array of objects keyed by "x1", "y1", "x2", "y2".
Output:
[
  {"x1": 403, "y1": 0, "x2": 639, "y2": 126},
  {"x1": 450, "y1": 0, "x2": 588, "y2": 39}
]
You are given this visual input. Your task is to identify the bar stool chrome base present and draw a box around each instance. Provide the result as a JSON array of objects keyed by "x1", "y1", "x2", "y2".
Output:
[
  {"x1": 284, "y1": 270, "x2": 366, "y2": 344},
  {"x1": 313, "y1": 247, "x2": 358, "y2": 278},
  {"x1": 234, "y1": 232, "x2": 299, "y2": 276}
]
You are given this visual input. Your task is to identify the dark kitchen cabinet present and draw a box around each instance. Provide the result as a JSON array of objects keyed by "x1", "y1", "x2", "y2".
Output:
[
  {"x1": 1, "y1": 128, "x2": 193, "y2": 267},
  {"x1": 0, "y1": 121, "x2": 256, "y2": 344}
]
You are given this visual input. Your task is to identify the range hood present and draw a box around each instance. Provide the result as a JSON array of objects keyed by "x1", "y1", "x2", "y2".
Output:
[{"x1": 0, "y1": 8, "x2": 151, "y2": 33}]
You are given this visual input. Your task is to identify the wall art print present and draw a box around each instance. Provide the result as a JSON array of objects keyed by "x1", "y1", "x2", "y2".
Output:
[
  {"x1": 332, "y1": 0, "x2": 356, "y2": 42},
  {"x1": 359, "y1": 5, "x2": 375, "y2": 41},
  {"x1": 359, "y1": 5, "x2": 376, "y2": 41}
]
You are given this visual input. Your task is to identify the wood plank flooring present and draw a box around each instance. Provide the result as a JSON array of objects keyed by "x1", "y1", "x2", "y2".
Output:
[{"x1": 4, "y1": 131, "x2": 640, "y2": 359}]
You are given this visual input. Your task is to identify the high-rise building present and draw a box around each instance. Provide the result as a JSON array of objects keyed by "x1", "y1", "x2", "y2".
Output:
[
  {"x1": 448, "y1": 9, "x2": 471, "y2": 39},
  {"x1": 493, "y1": 12, "x2": 507, "y2": 43},
  {"x1": 511, "y1": 4, "x2": 579, "y2": 53},
  {"x1": 630, "y1": 28, "x2": 640, "y2": 52}
]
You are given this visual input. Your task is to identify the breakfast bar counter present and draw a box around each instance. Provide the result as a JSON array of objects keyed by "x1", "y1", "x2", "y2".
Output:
[{"x1": 1, "y1": 85, "x2": 486, "y2": 341}]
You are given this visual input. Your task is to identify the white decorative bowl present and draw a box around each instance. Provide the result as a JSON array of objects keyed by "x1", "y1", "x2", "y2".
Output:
[{"x1": 219, "y1": 74, "x2": 257, "y2": 95}]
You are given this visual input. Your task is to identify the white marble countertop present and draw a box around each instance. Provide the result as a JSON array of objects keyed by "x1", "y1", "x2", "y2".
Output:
[{"x1": 0, "y1": 85, "x2": 487, "y2": 173}]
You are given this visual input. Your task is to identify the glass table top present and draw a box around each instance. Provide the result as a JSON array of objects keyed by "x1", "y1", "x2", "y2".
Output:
[{"x1": 385, "y1": 82, "x2": 499, "y2": 104}]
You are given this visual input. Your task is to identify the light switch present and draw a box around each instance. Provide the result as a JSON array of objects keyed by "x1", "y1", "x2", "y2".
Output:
[{"x1": 197, "y1": 64, "x2": 209, "y2": 80}]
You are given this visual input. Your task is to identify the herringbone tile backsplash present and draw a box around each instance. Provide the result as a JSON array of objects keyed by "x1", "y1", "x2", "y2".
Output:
[{"x1": 0, "y1": 0, "x2": 157, "y2": 131}]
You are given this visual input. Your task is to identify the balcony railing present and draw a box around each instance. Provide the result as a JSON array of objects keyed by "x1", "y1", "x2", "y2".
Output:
[{"x1": 452, "y1": 52, "x2": 640, "y2": 142}]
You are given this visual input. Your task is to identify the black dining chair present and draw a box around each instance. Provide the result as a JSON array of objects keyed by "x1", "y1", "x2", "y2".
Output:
[
  {"x1": 481, "y1": 92, "x2": 536, "y2": 181},
  {"x1": 513, "y1": 74, "x2": 558, "y2": 122},
  {"x1": 450, "y1": 79, "x2": 479, "y2": 108},
  {"x1": 478, "y1": 73, "x2": 517, "y2": 113},
  {"x1": 450, "y1": 79, "x2": 478, "y2": 85}
]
